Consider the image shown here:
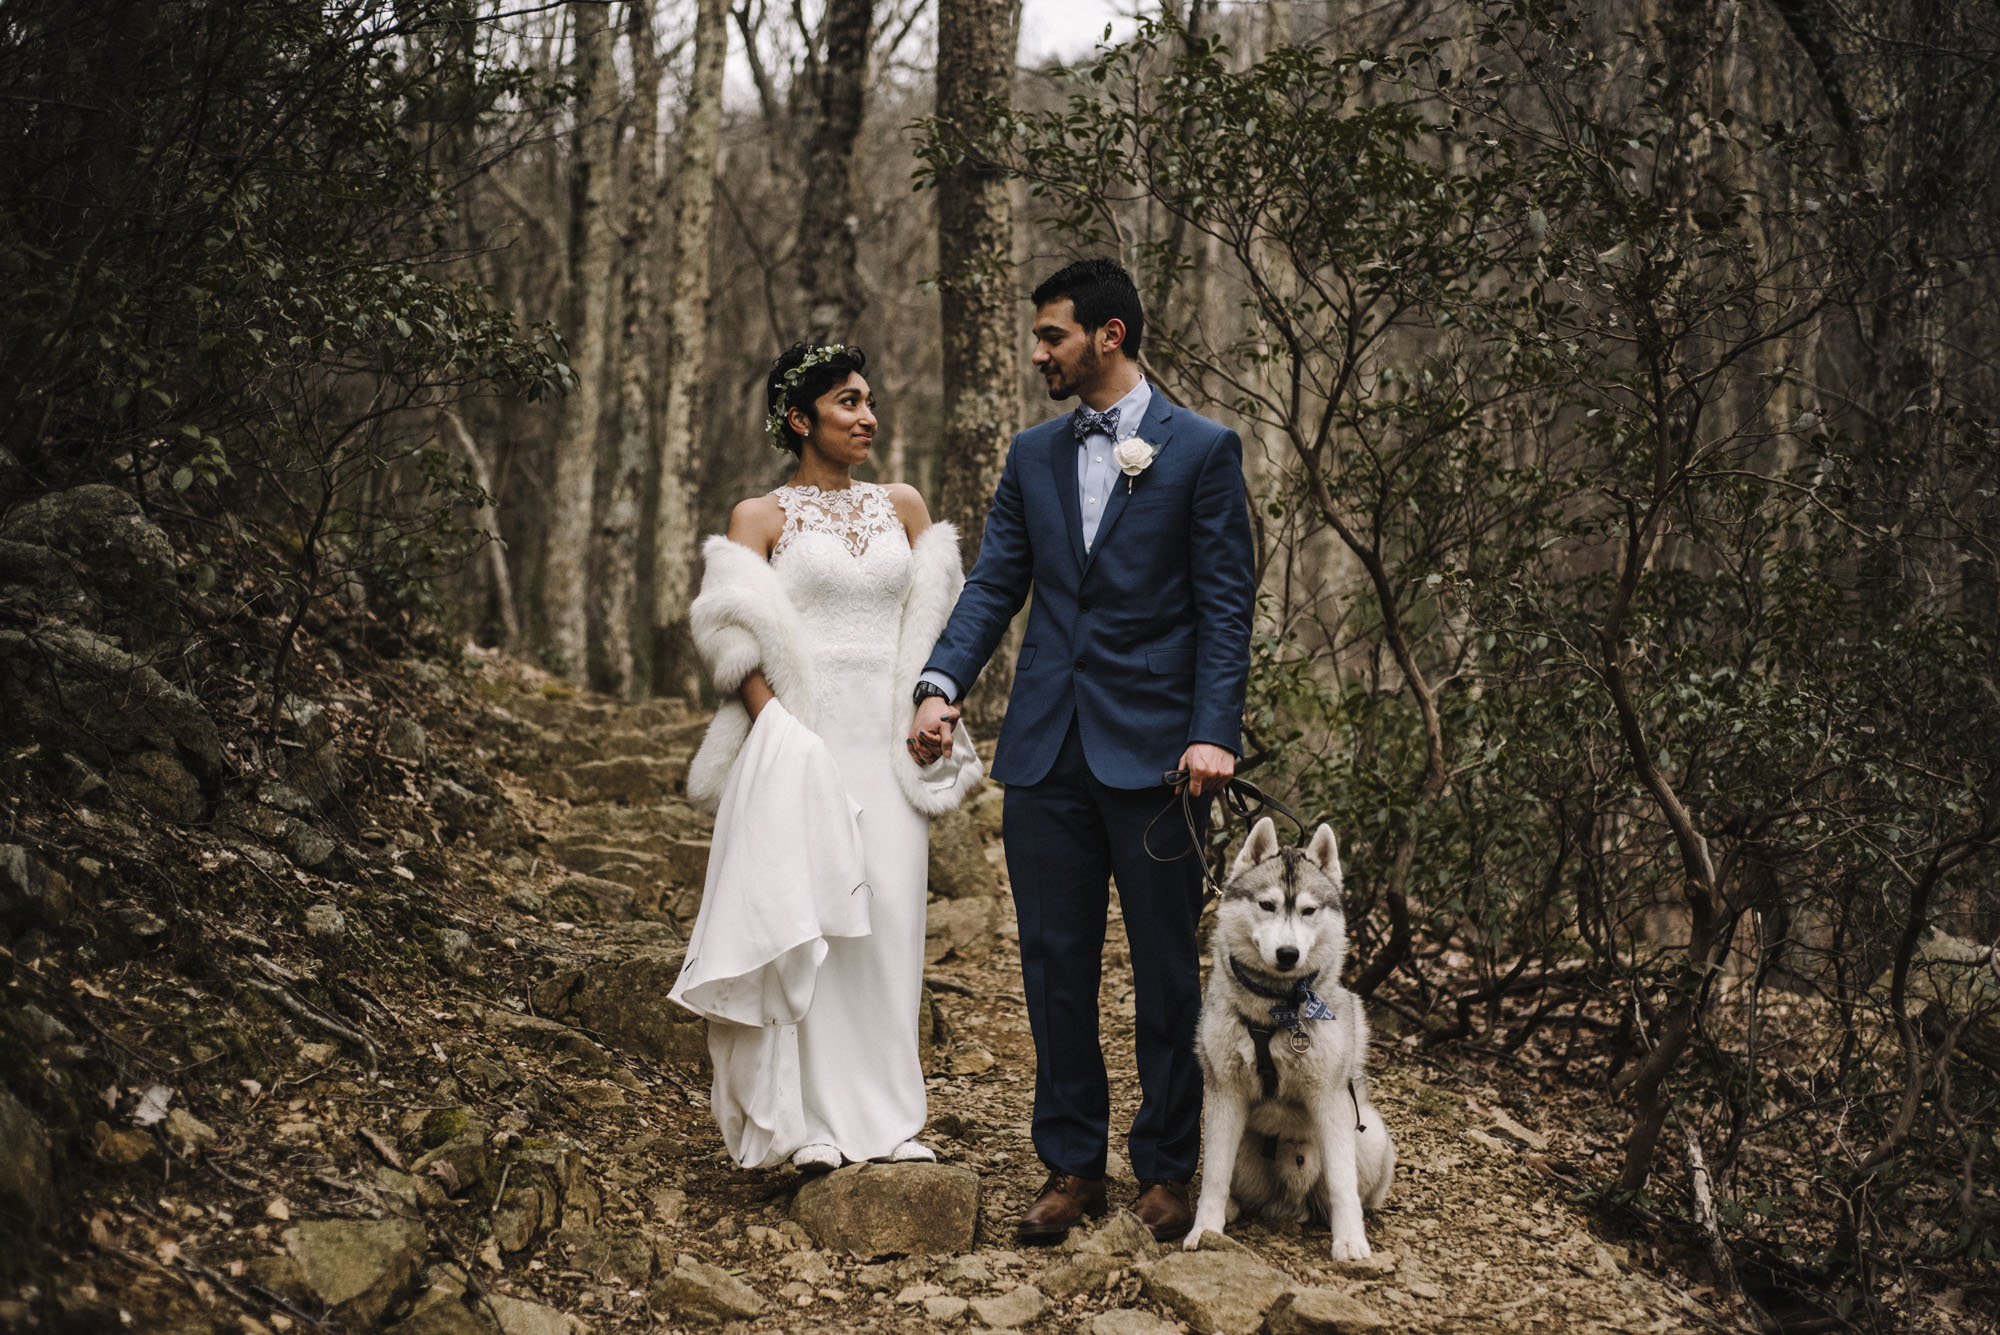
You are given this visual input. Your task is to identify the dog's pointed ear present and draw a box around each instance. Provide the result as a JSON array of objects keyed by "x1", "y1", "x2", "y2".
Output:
[
  {"x1": 1305, "y1": 823, "x2": 1341, "y2": 879},
  {"x1": 1231, "y1": 816, "x2": 1282, "y2": 876}
]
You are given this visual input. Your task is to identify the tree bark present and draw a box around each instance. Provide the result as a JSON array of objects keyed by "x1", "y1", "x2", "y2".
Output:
[
  {"x1": 794, "y1": 0, "x2": 874, "y2": 341},
  {"x1": 935, "y1": 0, "x2": 1020, "y2": 729},
  {"x1": 542, "y1": 0, "x2": 618, "y2": 681},
  {"x1": 442, "y1": 409, "x2": 520, "y2": 649},
  {"x1": 593, "y1": 0, "x2": 663, "y2": 700},
  {"x1": 648, "y1": 0, "x2": 729, "y2": 699}
]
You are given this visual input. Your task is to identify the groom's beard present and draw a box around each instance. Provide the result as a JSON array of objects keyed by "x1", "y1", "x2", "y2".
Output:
[{"x1": 1044, "y1": 344, "x2": 1101, "y2": 401}]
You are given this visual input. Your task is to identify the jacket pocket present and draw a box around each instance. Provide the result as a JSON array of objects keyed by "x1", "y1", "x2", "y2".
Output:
[
  {"x1": 1146, "y1": 646, "x2": 1195, "y2": 675},
  {"x1": 1017, "y1": 644, "x2": 1038, "y2": 670}
]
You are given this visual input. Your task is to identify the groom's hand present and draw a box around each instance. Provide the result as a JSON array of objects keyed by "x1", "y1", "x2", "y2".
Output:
[
  {"x1": 907, "y1": 696, "x2": 956, "y2": 764},
  {"x1": 1177, "y1": 743, "x2": 1235, "y2": 797}
]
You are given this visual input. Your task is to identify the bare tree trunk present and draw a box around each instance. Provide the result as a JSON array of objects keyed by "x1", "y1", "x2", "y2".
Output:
[
  {"x1": 649, "y1": 0, "x2": 728, "y2": 700},
  {"x1": 935, "y1": 0, "x2": 1020, "y2": 729},
  {"x1": 543, "y1": 0, "x2": 618, "y2": 681},
  {"x1": 442, "y1": 409, "x2": 520, "y2": 648},
  {"x1": 594, "y1": 0, "x2": 663, "y2": 701},
  {"x1": 795, "y1": 0, "x2": 873, "y2": 341}
]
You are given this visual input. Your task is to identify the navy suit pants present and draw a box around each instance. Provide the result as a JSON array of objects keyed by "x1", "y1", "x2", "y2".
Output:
[{"x1": 1002, "y1": 720, "x2": 1212, "y2": 1182}]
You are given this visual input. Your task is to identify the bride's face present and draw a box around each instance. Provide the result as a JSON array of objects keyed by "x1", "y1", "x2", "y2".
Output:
[{"x1": 790, "y1": 372, "x2": 877, "y2": 468}]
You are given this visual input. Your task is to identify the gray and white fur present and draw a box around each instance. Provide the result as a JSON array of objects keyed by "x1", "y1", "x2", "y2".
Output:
[{"x1": 1186, "y1": 817, "x2": 1395, "y2": 1259}]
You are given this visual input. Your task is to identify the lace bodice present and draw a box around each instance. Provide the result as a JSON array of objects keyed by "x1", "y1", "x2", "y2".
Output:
[
  {"x1": 773, "y1": 482, "x2": 903, "y2": 559},
  {"x1": 770, "y1": 482, "x2": 911, "y2": 727}
]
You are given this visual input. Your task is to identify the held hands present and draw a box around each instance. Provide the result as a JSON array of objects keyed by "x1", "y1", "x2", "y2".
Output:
[
  {"x1": 906, "y1": 695, "x2": 957, "y2": 766},
  {"x1": 1176, "y1": 743, "x2": 1235, "y2": 797}
]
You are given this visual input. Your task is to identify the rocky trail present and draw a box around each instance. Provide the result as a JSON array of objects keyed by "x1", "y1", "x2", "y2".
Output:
[{"x1": 3, "y1": 649, "x2": 1733, "y2": 1335}]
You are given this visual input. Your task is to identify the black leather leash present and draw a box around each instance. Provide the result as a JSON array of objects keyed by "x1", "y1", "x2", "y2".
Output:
[{"x1": 1143, "y1": 751, "x2": 1312, "y2": 910}]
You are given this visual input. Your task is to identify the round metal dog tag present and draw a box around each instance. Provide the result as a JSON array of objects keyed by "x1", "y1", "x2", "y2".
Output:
[{"x1": 1288, "y1": 1028, "x2": 1313, "y2": 1054}]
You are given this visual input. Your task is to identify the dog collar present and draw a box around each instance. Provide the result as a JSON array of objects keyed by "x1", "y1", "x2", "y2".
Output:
[
  {"x1": 1229, "y1": 956, "x2": 1319, "y2": 1003},
  {"x1": 1228, "y1": 957, "x2": 1335, "y2": 1033}
]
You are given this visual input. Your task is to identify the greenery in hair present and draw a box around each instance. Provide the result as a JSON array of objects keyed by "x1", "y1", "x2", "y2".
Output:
[{"x1": 767, "y1": 343, "x2": 852, "y2": 448}]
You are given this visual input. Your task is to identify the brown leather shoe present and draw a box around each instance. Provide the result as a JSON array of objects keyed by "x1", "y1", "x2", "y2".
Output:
[
  {"x1": 1015, "y1": 1170, "x2": 1108, "y2": 1245},
  {"x1": 1134, "y1": 1178, "x2": 1193, "y2": 1242}
]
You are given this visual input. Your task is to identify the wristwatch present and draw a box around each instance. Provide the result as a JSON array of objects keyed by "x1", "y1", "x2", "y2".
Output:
[{"x1": 911, "y1": 680, "x2": 953, "y2": 709}]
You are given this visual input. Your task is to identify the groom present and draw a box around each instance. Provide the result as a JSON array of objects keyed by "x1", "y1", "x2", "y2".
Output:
[{"x1": 909, "y1": 258, "x2": 1256, "y2": 1243}]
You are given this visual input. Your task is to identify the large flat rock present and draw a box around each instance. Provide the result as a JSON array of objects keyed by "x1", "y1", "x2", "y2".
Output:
[
  {"x1": 1266, "y1": 1285, "x2": 1390, "y2": 1333},
  {"x1": 791, "y1": 1162, "x2": 981, "y2": 1259},
  {"x1": 1137, "y1": 1248, "x2": 1293, "y2": 1335},
  {"x1": 283, "y1": 1217, "x2": 427, "y2": 1328}
]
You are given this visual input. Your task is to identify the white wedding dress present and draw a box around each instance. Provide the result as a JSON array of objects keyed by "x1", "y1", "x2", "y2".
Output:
[{"x1": 697, "y1": 482, "x2": 930, "y2": 1167}]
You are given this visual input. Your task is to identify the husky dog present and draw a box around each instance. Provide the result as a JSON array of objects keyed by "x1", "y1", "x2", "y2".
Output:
[{"x1": 1185, "y1": 817, "x2": 1394, "y2": 1259}]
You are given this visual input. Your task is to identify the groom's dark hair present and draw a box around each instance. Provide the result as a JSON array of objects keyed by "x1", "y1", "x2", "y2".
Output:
[{"x1": 1032, "y1": 258, "x2": 1144, "y2": 358}]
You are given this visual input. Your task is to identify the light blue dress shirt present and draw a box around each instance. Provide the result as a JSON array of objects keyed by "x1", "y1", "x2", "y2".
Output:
[
  {"x1": 1076, "y1": 377, "x2": 1152, "y2": 552},
  {"x1": 920, "y1": 379, "x2": 1153, "y2": 703}
]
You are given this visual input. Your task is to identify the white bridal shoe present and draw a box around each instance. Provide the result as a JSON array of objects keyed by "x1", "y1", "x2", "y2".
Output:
[
  {"x1": 791, "y1": 1143, "x2": 841, "y2": 1174},
  {"x1": 888, "y1": 1139, "x2": 936, "y2": 1163}
]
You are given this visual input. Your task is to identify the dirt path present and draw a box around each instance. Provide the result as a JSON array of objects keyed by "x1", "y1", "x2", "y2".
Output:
[
  {"x1": 18, "y1": 654, "x2": 1728, "y2": 1335},
  {"x1": 467, "y1": 669, "x2": 1719, "y2": 1334}
]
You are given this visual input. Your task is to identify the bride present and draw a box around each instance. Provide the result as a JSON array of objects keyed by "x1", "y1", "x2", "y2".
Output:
[{"x1": 670, "y1": 342, "x2": 981, "y2": 1172}]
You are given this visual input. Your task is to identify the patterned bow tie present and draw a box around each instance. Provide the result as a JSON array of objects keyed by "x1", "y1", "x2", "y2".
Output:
[{"x1": 1071, "y1": 406, "x2": 1120, "y2": 441}]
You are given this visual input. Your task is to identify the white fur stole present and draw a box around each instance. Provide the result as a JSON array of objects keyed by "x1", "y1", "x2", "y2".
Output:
[{"x1": 686, "y1": 524, "x2": 982, "y2": 816}]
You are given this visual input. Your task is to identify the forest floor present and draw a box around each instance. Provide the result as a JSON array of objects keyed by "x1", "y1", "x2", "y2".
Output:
[{"x1": 8, "y1": 646, "x2": 1747, "y2": 1335}]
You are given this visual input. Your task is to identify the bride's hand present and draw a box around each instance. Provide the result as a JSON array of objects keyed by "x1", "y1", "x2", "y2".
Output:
[{"x1": 907, "y1": 697, "x2": 955, "y2": 764}]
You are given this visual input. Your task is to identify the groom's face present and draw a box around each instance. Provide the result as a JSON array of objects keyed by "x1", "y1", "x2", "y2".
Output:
[{"x1": 1031, "y1": 299, "x2": 1113, "y2": 402}]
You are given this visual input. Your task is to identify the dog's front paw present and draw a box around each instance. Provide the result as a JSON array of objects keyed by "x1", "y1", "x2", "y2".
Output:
[
  {"x1": 1183, "y1": 1220, "x2": 1224, "y2": 1252},
  {"x1": 1330, "y1": 1234, "x2": 1372, "y2": 1261}
]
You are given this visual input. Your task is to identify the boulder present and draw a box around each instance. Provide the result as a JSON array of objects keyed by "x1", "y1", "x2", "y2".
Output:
[
  {"x1": 282, "y1": 1217, "x2": 427, "y2": 1328},
  {"x1": 530, "y1": 947, "x2": 706, "y2": 1064},
  {"x1": 0, "y1": 1089, "x2": 55, "y2": 1256},
  {"x1": 927, "y1": 807, "x2": 997, "y2": 899},
  {"x1": 1137, "y1": 1249, "x2": 1293, "y2": 1335},
  {"x1": 791, "y1": 1162, "x2": 981, "y2": 1258},
  {"x1": 651, "y1": 1254, "x2": 765, "y2": 1324},
  {"x1": 969, "y1": 1284, "x2": 1049, "y2": 1328},
  {"x1": 925, "y1": 896, "x2": 998, "y2": 964},
  {"x1": 0, "y1": 485, "x2": 179, "y2": 645},
  {"x1": 0, "y1": 626, "x2": 222, "y2": 781},
  {"x1": 0, "y1": 844, "x2": 72, "y2": 928},
  {"x1": 1265, "y1": 1286, "x2": 1390, "y2": 1334}
]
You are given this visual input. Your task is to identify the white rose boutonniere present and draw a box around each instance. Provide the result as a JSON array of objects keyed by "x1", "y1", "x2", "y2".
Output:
[{"x1": 1113, "y1": 438, "x2": 1159, "y2": 493}]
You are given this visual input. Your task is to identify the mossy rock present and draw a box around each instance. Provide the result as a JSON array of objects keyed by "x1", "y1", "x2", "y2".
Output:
[{"x1": 420, "y1": 1108, "x2": 470, "y2": 1149}]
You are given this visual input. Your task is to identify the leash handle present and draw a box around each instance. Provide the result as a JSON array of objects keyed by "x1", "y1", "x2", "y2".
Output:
[{"x1": 1143, "y1": 769, "x2": 1315, "y2": 915}]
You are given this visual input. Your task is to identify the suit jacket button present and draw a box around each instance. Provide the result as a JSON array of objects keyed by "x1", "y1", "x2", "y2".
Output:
[
  {"x1": 1074, "y1": 658, "x2": 1086, "y2": 672},
  {"x1": 1079, "y1": 600, "x2": 1092, "y2": 613}
]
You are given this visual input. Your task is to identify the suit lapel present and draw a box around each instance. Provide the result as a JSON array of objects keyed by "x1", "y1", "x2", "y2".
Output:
[
  {"x1": 1082, "y1": 393, "x2": 1176, "y2": 572},
  {"x1": 1049, "y1": 420, "x2": 1088, "y2": 570}
]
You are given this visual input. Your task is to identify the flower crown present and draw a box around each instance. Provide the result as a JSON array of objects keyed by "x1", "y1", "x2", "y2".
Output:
[{"x1": 766, "y1": 343, "x2": 852, "y2": 449}]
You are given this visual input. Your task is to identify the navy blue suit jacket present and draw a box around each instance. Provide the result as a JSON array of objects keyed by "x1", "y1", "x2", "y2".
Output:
[{"x1": 926, "y1": 393, "x2": 1257, "y2": 789}]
